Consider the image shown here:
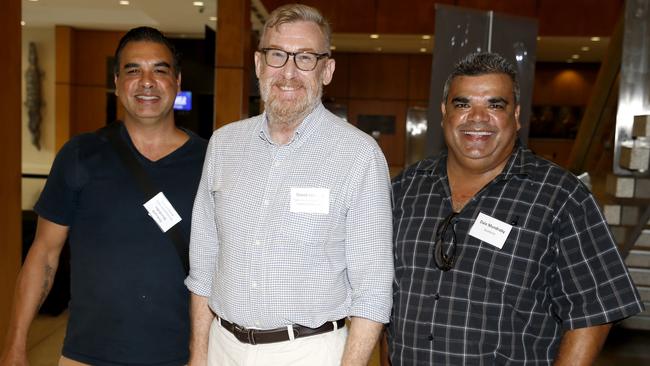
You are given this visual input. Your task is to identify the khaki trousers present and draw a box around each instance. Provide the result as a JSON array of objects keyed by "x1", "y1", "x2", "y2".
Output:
[{"x1": 208, "y1": 318, "x2": 348, "y2": 366}]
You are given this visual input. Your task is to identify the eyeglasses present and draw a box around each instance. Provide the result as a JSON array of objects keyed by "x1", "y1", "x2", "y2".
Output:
[
  {"x1": 259, "y1": 48, "x2": 330, "y2": 71},
  {"x1": 433, "y1": 212, "x2": 458, "y2": 271}
]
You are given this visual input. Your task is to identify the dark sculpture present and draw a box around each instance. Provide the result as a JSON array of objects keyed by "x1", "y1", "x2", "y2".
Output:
[{"x1": 25, "y1": 42, "x2": 44, "y2": 150}]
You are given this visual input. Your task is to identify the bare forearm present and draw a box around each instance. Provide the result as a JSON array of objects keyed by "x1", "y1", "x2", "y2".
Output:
[
  {"x1": 2, "y1": 246, "x2": 60, "y2": 356},
  {"x1": 341, "y1": 317, "x2": 384, "y2": 366},
  {"x1": 188, "y1": 293, "x2": 214, "y2": 366},
  {"x1": 553, "y1": 323, "x2": 612, "y2": 366}
]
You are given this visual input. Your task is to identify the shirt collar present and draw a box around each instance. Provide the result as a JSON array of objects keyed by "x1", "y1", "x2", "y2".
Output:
[{"x1": 258, "y1": 103, "x2": 325, "y2": 145}]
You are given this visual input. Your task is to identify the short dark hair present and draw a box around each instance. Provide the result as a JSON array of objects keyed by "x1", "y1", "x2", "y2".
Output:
[
  {"x1": 113, "y1": 26, "x2": 181, "y2": 77},
  {"x1": 442, "y1": 52, "x2": 520, "y2": 105}
]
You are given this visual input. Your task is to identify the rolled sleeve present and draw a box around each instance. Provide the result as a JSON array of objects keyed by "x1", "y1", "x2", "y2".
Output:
[
  {"x1": 345, "y1": 145, "x2": 394, "y2": 323},
  {"x1": 185, "y1": 135, "x2": 220, "y2": 297}
]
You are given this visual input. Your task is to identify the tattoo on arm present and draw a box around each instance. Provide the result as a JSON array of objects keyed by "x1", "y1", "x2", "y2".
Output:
[{"x1": 38, "y1": 264, "x2": 54, "y2": 307}]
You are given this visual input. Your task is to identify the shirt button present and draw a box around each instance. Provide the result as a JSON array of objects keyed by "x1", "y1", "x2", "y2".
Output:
[
  {"x1": 252, "y1": 281, "x2": 258, "y2": 289},
  {"x1": 274, "y1": 161, "x2": 281, "y2": 167},
  {"x1": 254, "y1": 240, "x2": 261, "y2": 246},
  {"x1": 255, "y1": 321, "x2": 261, "y2": 327},
  {"x1": 428, "y1": 334, "x2": 434, "y2": 341},
  {"x1": 433, "y1": 293, "x2": 440, "y2": 300},
  {"x1": 263, "y1": 199, "x2": 269, "y2": 206}
]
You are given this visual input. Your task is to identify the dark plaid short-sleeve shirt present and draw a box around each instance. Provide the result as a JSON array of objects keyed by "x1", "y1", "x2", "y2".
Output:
[{"x1": 389, "y1": 144, "x2": 643, "y2": 365}]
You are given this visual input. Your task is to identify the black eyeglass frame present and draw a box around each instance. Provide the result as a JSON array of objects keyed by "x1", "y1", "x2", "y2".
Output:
[
  {"x1": 433, "y1": 212, "x2": 459, "y2": 271},
  {"x1": 258, "y1": 48, "x2": 330, "y2": 71}
]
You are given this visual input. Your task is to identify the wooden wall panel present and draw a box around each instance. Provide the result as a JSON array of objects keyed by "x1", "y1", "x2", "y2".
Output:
[
  {"x1": 72, "y1": 86, "x2": 108, "y2": 136},
  {"x1": 376, "y1": 0, "x2": 449, "y2": 34},
  {"x1": 408, "y1": 55, "x2": 433, "y2": 101},
  {"x1": 56, "y1": 26, "x2": 73, "y2": 150},
  {"x1": 72, "y1": 30, "x2": 124, "y2": 86},
  {"x1": 348, "y1": 100, "x2": 407, "y2": 167},
  {"x1": 262, "y1": 0, "x2": 622, "y2": 36},
  {"x1": 349, "y1": 54, "x2": 409, "y2": 99},
  {"x1": 261, "y1": 0, "x2": 376, "y2": 32},
  {"x1": 324, "y1": 53, "x2": 350, "y2": 100},
  {"x1": 532, "y1": 63, "x2": 599, "y2": 106},
  {"x1": 215, "y1": 68, "x2": 247, "y2": 127},
  {"x1": 0, "y1": 0, "x2": 22, "y2": 346},
  {"x1": 537, "y1": 0, "x2": 623, "y2": 36},
  {"x1": 457, "y1": 0, "x2": 537, "y2": 17}
]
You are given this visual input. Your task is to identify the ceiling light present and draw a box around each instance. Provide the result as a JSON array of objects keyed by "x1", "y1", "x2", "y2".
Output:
[
  {"x1": 581, "y1": 46, "x2": 590, "y2": 51},
  {"x1": 28, "y1": 0, "x2": 39, "y2": 2},
  {"x1": 209, "y1": 16, "x2": 217, "y2": 21},
  {"x1": 370, "y1": 34, "x2": 379, "y2": 39},
  {"x1": 536, "y1": 36, "x2": 541, "y2": 41},
  {"x1": 571, "y1": 54, "x2": 580, "y2": 59},
  {"x1": 591, "y1": 36, "x2": 601, "y2": 42},
  {"x1": 566, "y1": 59, "x2": 574, "y2": 63},
  {"x1": 421, "y1": 35, "x2": 431, "y2": 40},
  {"x1": 420, "y1": 48, "x2": 427, "y2": 53},
  {"x1": 193, "y1": 1, "x2": 204, "y2": 6},
  {"x1": 20, "y1": 21, "x2": 25, "y2": 26},
  {"x1": 375, "y1": 47, "x2": 383, "y2": 52},
  {"x1": 119, "y1": 0, "x2": 129, "y2": 5}
]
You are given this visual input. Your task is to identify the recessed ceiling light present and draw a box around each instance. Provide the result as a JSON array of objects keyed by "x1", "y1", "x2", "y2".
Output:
[
  {"x1": 119, "y1": 0, "x2": 129, "y2": 5},
  {"x1": 193, "y1": 1, "x2": 204, "y2": 6},
  {"x1": 20, "y1": 21, "x2": 25, "y2": 26},
  {"x1": 209, "y1": 16, "x2": 217, "y2": 21},
  {"x1": 536, "y1": 36, "x2": 541, "y2": 41},
  {"x1": 571, "y1": 54, "x2": 580, "y2": 59},
  {"x1": 567, "y1": 59, "x2": 574, "y2": 63},
  {"x1": 370, "y1": 34, "x2": 379, "y2": 39},
  {"x1": 375, "y1": 47, "x2": 383, "y2": 52},
  {"x1": 330, "y1": 45, "x2": 336, "y2": 51},
  {"x1": 581, "y1": 46, "x2": 590, "y2": 51},
  {"x1": 421, "y1": 35, "x2": 431, "y2": 40},
  {"x1": 28, "y1": 0, "x2": 39, "y2": 2},
  {"x1": 591, "y1": 36, "x2": 601, "y2": 42},
  {"x1": 419, "y1": 48, "x2": 427, "y2": 53}
]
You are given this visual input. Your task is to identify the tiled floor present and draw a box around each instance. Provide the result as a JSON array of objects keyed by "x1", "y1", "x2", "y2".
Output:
[{"x1": 26, "y1": 312, "x2": 650, "y2": 365}]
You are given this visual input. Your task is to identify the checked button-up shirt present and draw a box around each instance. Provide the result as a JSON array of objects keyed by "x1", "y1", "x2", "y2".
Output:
[{"x1": 390, "y1": 143, "x2": 643, "y2": 365}]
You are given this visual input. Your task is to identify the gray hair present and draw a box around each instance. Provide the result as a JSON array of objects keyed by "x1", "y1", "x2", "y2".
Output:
[
  {"x1": 442, "y1": 52, "x2": 520, "y2": 104},
  {"x1": 259, "y1": 3, "x2": 332, "y2": 50}
]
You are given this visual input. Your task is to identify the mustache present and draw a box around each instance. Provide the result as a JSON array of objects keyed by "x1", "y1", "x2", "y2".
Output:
[
  {"x1": 457, "y1": 122, "x2": 498, "y2": 132},
  {"x1": 272, "y1": 79, "x2": 304, "y2": 88}
]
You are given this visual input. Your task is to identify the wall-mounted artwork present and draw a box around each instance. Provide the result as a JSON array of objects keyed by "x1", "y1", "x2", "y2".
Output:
[{"x1": 25, "y1": 42, "x2": 44, "y2": 150}]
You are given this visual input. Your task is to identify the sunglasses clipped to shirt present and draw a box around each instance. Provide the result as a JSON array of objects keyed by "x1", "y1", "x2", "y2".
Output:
[{"x1": 433, "y1": 212, "x2": 459, "y2": 271}]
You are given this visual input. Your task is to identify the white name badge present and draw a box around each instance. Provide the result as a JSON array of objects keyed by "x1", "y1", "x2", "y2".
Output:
[
  {"x1": 468, "y1": 212, "x2": 513, "y2": 249},
  {"x1": 143, "y1": 192, "x2": 182, "y2": 232},
  {"x1": 290, "y1": 187, "x2": 330, "y2": 214}
]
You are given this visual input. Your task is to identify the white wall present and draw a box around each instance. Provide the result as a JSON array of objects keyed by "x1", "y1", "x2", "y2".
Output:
[{"x1": 21, "y1": 27, "x2": 55, "y2": 210}]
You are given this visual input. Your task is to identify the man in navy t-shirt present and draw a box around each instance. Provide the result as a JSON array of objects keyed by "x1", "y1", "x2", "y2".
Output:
[{"x1": 0, "y1": 27, "x2": 207, "y2": 365}]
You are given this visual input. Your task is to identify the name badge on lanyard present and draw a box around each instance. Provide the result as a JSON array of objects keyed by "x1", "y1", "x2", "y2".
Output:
[{"x1": 143, "y1": 192, "x2": 182, "y2": 232}]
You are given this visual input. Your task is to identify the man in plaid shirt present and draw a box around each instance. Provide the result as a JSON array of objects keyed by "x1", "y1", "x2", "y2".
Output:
[{"x1": 389, "y1": 52, "x2": 643, "y2": 365}]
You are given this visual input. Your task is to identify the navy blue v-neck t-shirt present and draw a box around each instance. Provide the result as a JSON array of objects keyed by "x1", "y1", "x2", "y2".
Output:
[{"x1": 35, "y1": 123, "x2": 207, "y2": 365}]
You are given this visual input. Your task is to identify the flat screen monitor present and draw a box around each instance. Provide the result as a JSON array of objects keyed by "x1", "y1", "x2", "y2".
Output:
[{"x1": 174, "y1": 91, "x2": 192, "y2": 111}]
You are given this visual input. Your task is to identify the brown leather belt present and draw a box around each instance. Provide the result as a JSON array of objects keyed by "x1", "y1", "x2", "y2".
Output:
[{"x1": 218, "y1": 317, "x2": 346, "y2": 345}]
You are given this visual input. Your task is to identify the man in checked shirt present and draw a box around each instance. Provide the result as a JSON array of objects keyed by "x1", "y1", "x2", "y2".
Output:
[
  {"x1": 389, "y1": 52, "x2": 643, "y2": 365},
  {"x1": 185, "y1": 4, "x2": 393, "y2": 366}
]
